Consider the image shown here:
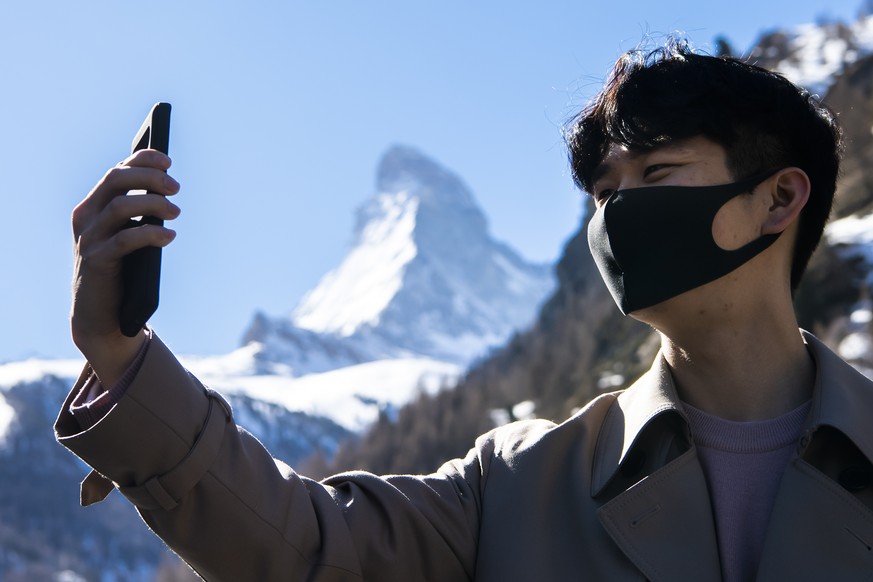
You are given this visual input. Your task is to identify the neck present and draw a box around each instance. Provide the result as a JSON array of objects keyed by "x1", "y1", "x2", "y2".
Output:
[{"x1": 656, "y1": 299, "x2": 814, "y2": 421}]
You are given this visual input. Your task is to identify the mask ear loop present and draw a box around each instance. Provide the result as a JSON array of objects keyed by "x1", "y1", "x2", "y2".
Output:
[
  {"x1": 705, "y1": 167, "x2": 785, "y2": 253},
  {"x1": 730, "y1": 168, "x2": 783, "y2": 195},
  {"x1": 708, "y1": 168, "x2": 785, "y2": 281}
]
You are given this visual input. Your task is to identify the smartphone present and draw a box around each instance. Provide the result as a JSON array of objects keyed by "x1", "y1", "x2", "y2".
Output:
[{"x1": 119, "y1": 102, "x2": 172, "y2": 337}]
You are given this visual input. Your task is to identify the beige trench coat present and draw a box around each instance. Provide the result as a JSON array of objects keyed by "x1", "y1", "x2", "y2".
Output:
[{"x1": 55, "y1": 332, "x2": 873, "y2": 581}]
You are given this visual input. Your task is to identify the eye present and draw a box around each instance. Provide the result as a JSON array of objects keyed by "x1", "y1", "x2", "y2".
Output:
[{"x1": 643, "y1": 164, "x2": 672, "y2": 179}]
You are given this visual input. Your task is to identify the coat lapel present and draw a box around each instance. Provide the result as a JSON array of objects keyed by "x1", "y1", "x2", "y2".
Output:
[
  {"x1": 756, "y1": 458, "x2": 873, "y2": 580},
  {"x1": 591, "y1": 354, "x2": 722, "y2": 582},
  {"x1": 802, "y1": 332, "x2": 873, "y2": 465},
  {"x1": 757, "y1": 334, "x2": 873, "y2": 579},
  {"x1": 591, "y1": 333, "x2": 873, "y2": 581},
  {"x1": 597, "y1": 449, "x2": 721, "y2": 582}
]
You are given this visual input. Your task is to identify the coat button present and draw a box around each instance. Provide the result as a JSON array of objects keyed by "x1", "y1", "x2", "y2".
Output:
[
  {"x1": 838, "y1": 466, "x2": 873, "y2": 492},
  {"x1": 797, "y1": 431, "x2": 812, "y2": 453}
]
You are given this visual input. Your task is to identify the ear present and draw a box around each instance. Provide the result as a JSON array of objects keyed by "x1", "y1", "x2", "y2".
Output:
[{"x1": 761, "y1": 167, "x2": 811, "y2": 234}]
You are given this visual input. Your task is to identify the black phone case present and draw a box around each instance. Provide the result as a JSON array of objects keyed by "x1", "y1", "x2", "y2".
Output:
[{"x1": 119, "y1": 102, "x2": 172, "y2": 337}]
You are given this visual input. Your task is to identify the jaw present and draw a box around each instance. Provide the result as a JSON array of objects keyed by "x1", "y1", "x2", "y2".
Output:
[{"x1": 630, "y1": 278, "x2": 793, "y2": 351}]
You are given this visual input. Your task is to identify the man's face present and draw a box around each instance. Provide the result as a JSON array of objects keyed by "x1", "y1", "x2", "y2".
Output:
[
  {"x1": 587, "y1": 135, "x2": 780, "y2": 324},
  {"x1": 592, "y1": 136, "x2": 765, "y2": 253}
]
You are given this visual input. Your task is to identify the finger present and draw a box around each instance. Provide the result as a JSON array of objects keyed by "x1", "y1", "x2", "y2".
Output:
[
  {"x1": 85, "y1": 193, "x2": 181, "y2": 242},
  {"x1": 109, "y1": 224, "x2": 177, "y2": 259},
  {"x1": 73, "y1": 166, "x2": 180, "y2": 234},
  {"x1": 74, "y1": 187, "x2": 180, "y2": 243},
  {"x1": 98, "y1": 164, "x2": 180, "y2": 198},
  {"x1": 122, "y1": 149, "x2": 172, "y2": 170},
  {"x1": 81, "y1": 224, "x2": 177, "y2": 264}
]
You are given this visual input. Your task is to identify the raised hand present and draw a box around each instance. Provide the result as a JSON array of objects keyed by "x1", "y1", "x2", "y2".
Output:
[{"x1": 70, "y1": 149, "x2": 181, "y2": 386}]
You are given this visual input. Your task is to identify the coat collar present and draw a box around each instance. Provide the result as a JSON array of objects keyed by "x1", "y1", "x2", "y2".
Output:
[
  {"x1": 590, "y1": 353, "x2": 686, "y2": 497},
  {"x1": 802, "y1": 330, "x2": 873, "y2": 464},
  {"x1": 591, "y1": 330, "x2": 873, "y2": 497}
]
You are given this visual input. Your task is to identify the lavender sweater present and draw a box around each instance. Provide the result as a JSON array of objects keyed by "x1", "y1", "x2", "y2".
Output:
[{"x1": 683, "y1": 400, "x2": 811, "y2": 582}]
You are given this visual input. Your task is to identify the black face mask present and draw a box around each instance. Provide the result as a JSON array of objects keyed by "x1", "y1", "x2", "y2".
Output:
[{"x1": 587, "y1": 170, "x2": 781, "y2": 315}]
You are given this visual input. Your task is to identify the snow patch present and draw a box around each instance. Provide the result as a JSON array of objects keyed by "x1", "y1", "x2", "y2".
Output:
[
  {"x1": 182, "y1": 342, "x2": 263, "y2": 376},
  {"x1": 0, "y1": 358, "x2": 82, "y2": 445},
  {"x1": 825, "y1": 212, "x2": 873, "y2": 272},
  {"x1": 0, "y1": 392, "x2": 14, "y2": 445},
  {"x1": 0, "y1": 358, "x2": 82, "y2": 390},
  {"x1": 293, "y1": 191, "x2": 419, "y2": 336},
  {"x1": 185, "y1": 356, "x2": 460, "y2": 432},
  {"x1": 775, "y1": 25, "x2": 850, "y2": 94},
  {"x1": 512, "y1": 400, "x2": 536, "y2": 420},
  {"x1": 826, "y1": 212, "x2": 873, "y2": 246},
  {"x1": 597, "y1": 373, "x2": 626, "y2": 391},
  {"x1": 764, "y1": 16, "x2": 873, "y2": 95},
  {"x1": 839, "y1": 332, "x2": 873, "y2": 361},
  {"x1": 851, "y1": 308, "x2": 873, "y2": 324}
]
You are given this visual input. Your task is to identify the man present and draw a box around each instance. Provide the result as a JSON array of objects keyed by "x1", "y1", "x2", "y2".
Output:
[{"x1": 57, "y1": 40, "x2": 873, "y2": 581}]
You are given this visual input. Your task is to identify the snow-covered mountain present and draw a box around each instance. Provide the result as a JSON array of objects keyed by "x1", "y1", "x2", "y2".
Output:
[
  {"x1": 241, "y1": 145, "x2": 554, "y2": 374},
  {"x1": 749, "y1": 14, "x2": 873, "y2": 94}
]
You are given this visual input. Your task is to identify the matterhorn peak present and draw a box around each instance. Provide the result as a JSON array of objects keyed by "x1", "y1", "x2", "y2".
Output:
[
  {"x1": 244, "y1": 145, "x2": 554, "y2": 372},
  {"x1": 375, "y1": 145, "x2": 479, "y2": 213},
  {"x1": 351, "y1": 145, "x2": 488, "y2": 254}
]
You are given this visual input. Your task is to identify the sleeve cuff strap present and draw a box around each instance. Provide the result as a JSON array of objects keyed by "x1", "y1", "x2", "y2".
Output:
[{"x1": 81, "y1": 389, "x2": 233, "y2": 509}]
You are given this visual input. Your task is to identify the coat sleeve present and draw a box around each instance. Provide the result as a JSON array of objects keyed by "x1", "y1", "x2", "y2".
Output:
[{"x1": 54, "y1": 335, "x2": 486, "y2": 581}]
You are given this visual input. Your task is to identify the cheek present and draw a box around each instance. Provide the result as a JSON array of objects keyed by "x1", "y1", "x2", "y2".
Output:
[{"x1": 711, "y1": 196, "x2": 763, "y2": 250}]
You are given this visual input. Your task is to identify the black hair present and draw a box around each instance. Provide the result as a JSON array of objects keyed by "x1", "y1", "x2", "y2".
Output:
[{"x1": 565, "y1": 38, "x2": 843, "y2": 289}]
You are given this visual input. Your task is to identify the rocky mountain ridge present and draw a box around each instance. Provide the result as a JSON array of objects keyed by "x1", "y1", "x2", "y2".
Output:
[{"x1": 748, "y1": 15, "x2": 873, "y2": 95}]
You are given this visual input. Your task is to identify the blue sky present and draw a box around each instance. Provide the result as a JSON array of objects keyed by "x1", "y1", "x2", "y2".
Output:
[{"x1": 1, "y1": 0, "x2": 864, "y2": 361}]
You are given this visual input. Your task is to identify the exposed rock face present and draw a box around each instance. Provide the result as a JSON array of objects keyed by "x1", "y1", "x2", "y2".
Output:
[{"x1": 824, "y1": 53, "x2": 873, "y2": 219}]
